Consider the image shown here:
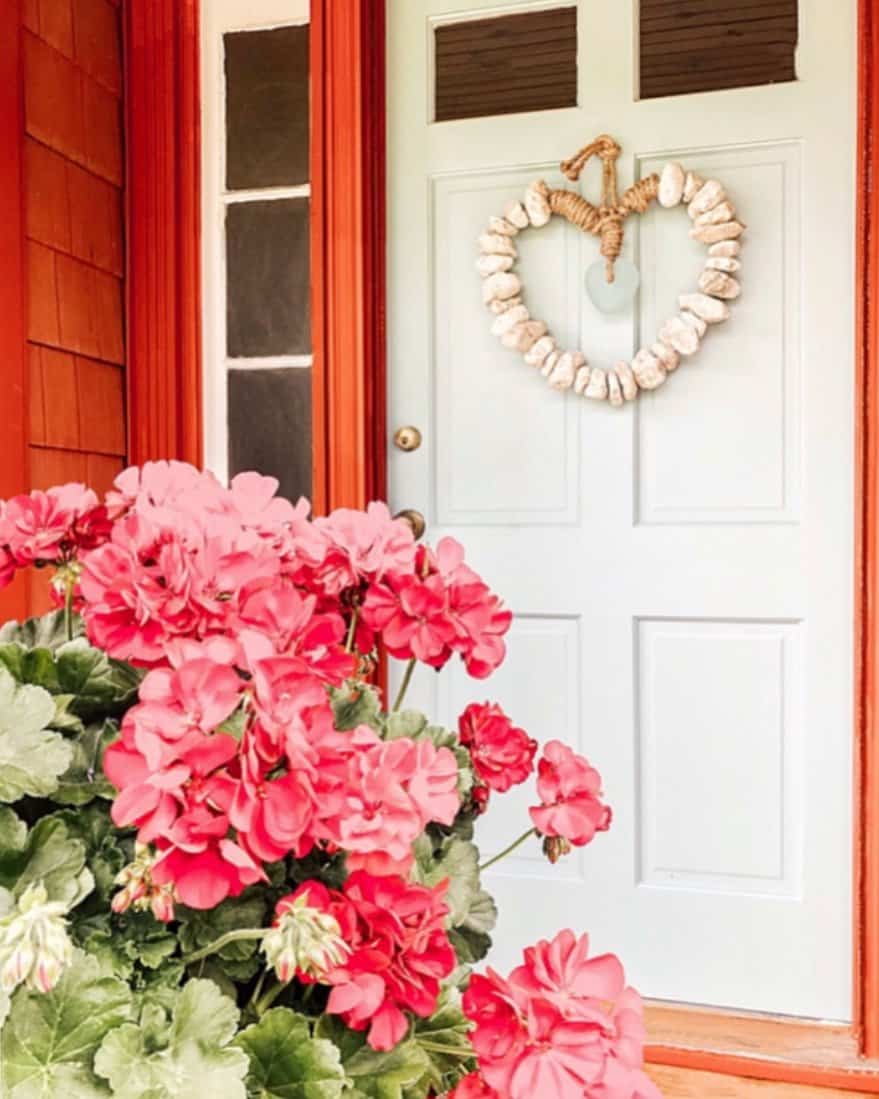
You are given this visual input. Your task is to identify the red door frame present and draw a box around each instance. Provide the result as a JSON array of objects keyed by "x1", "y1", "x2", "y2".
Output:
[
  {"x1": 310, "y1": 0, "x2": 387, "y2": 513},
  {"x1": 114, "y1": 0, "x2": 879, "y2": 1087},
  {"x1": 125, "y1": 0, "x2": 203, "y2": 467}
]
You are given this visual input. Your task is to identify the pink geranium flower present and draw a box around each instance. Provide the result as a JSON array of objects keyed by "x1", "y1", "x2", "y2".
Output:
[
  {"x1": 0, "y1": 483, "x2": 108, "y2": 570},
  {"x1": 464, "y1": 931, "x2": 661, "y2": 1099},
  {"x1": 238, "y1": 583, "x2": 353, "y2": 684},
  {"x1": 448, "y1": 1073, "x2": 502, "y2": 1099},
  {"x1": 287, "y1": 871, "x2": 456, "y2": 1051},
  {"x1": 130, "y1": 656, "x2": 243, "y2": 770},
  {"x1": 510, "y1": 930, "x2": 625, "y2": 1022},
  {"x1": 529, "y1": 740, "x2": 612, "y2": 849},
  {"x1": 318, "y1": 729, "x2": 460, "y2": 875},
  {"x1": 312, "y1": 501, "x2": 417, "y2": 595},
  {"x1": 458, "y1": 702, "x2": 537, "y2": 794},
  {"x1": 229, "y1": 751, "x2": 318, "y2": 863},
  {"x1": 362, "y1": 573, "x2": 457, "y2": 667}
]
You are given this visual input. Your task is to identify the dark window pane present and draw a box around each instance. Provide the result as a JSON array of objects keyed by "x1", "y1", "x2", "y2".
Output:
[
  {"x1": 226, "y1": 198, "x2": 310, "y2": 357},
  {"x1": 434, "y1": 8, "x2": 576, "y2": 123},
  {"x1": 225, "y1": 24, "x2": 309, "y2": 190},
  {"x1": 228, "y1": 368, "x2": 312, "y2": 502},
  {"x1": 639, "y1": 0, "x2": 797, "y2": 99}
]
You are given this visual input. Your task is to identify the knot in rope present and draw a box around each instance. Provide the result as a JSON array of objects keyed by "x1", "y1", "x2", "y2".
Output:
[{"x1": 551, "y1": 135, "x2": 659, "y2": 283}]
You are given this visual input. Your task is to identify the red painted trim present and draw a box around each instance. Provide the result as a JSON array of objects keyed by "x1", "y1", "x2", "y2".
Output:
[
  {"x1": 647, "y1": 1045, "x2": 879, "y2": 1094},
  {"x1": 856, "y1": 0, "x2": 879, "y2": 1061},
  {"x1": 125, "y1": 0, "x2": 203, "y2": 466},
  {"x1": 0, "y1": 5, "x2": 29, "y2": 622},
  {"x1": 311, "y1": 0, "x2": 386, "y2": 513}
]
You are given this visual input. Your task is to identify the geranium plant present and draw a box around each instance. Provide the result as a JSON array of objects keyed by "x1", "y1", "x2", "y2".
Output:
[{"x1": 0, "y1": 463, "x2": 659, "y2": 1099}]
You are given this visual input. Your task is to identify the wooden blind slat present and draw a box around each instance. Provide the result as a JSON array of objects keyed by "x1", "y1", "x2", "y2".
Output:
[
  {"x1": 639, "y1": 0, "x2": 797, "y2": 99},
  {"x1": 434, "y1": 7, "x2": 576, "y2": 123}
]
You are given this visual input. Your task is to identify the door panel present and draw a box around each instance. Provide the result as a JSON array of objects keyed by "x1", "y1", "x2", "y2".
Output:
[{"x1": 387, "y1": 0, "x2": 855, "y2": 1019}]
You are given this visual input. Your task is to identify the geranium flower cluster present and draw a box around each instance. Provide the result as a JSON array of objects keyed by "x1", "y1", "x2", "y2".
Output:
[
  {"x1": 0, "y1": 464, "x2": 505, "y2": 912},
  {"x1": 275, "y1": 874, "x2": 457, "y2": 1051},
  {"x1": 0, "y1": 462, "x2": 660, "y2": 1093},
  {"x1": 0, "y1": 482, "x2": 109, "y2": 587},
  {"x1": 106, "y1": 686, "x2": 460, "y2": 909},
  {"x1": 457, "y1": 931, "x2": 661, "y2": 1099}
]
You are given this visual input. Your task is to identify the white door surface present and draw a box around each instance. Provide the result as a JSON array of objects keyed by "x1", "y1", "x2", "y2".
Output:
[{"x1": 386, "y1": 0, "x2": 856, "y2": 1020}]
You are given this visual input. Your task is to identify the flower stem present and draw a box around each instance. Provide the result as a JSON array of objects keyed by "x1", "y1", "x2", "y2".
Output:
[
  {"x1": 248, "y1": 968, "x2": 268, "y2": 1013},
  {"x1": 345, "y1": 606, "x2": 361, "y2": 653},
  {"x1": 63, "y1": 575, "x2": 75, "y2": 642},
  {"x1": 183, "y1": 927, "x2": 267, "y2": 965},
  {"x1": 417, "y1": 1040, "x2": 475, "y2": 1057},
  {"x1": 254, "y1": 979, "x2": 286, "y2": 1016},
  {"x1": 479, "y1": 828, "x2": 538, "y2": 872},
  {"x1": 392, "y1": 657, "x2": 417, "y2": 712}
]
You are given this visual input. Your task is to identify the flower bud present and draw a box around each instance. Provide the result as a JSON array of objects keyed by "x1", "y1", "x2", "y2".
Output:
[
  {"x1": 112, "y1": 846, "x2": 176, "y2": 923},
  {"x1": 0, "y1": 882, "x2": 72, "y2": 995},
  {"x1": 1, "y1": 943, "x2": 35, "y2": 992},
  {"x1": 542, "y1": 835, "x2": 572, "y2": 864},
  {"x1": 262, "y1": 893, "x2": 350, "y2": 983},
  {"x1": 150, "y1": 887, "x2": 176, "y2": 924}
]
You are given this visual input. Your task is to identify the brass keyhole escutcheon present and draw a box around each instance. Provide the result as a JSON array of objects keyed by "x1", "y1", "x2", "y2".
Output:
[
  {"x1": 393, "y1": 425, "x2": 422, "y2": 452},
  {"x1": 394, "y1": 508, "x2": 426, "y2": 540}
]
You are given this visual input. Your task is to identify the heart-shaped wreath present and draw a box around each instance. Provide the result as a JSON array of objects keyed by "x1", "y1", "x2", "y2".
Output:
[{"x1": 478, "y1": 135, "x2": 745, "y2": 405}]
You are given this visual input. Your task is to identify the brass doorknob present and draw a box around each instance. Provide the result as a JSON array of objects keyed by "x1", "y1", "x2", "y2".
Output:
[
  {"x1": 394, "y1": 508, "x2": 426, "y2": 540},
  {"x1": 393, "y1": 425, "x2": 422, "y2": 452}
]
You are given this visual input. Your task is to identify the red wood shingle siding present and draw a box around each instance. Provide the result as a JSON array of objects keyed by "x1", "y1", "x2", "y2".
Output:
[{"x1": 22, "y1": 0, "x2": 126, "y2": 610}]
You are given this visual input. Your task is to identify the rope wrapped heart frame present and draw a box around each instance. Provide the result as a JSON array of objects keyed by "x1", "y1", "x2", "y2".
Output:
[{"x1": 478, "y1": 135, "x2": 745, "y2": 405}]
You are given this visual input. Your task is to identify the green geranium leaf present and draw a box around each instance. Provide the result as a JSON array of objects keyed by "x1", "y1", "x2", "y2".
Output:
[
  {"x1": 459, "y1": 888, "x2": 497, "y2": 936},
  {"x1": 314, "y1": 1018, "x2": 429, "y2": 1099},
  {"x1": 0, "y1": 810, "x2": 93, "y2": 909},
  {"x1": 411, "y1": 999, "x2": 475, "y2": 1095},
  {"x1": 52, "y1": 804, "x2": 129, "y2": 904},
  {"x1": 447, "y1": 927, "x2": 492, "y2": 966},
  {"x1": 0, "y1": 645, "x2": 61, "y2": 694},
  {"x1": 53, "y1": 640, "x2": 141, "y2": 721},
  {"x1": 177, "y1": 893, "x2": 266, "y2": 981},
  {"x1": 0, "y1": 667, "x2": 73, "y2": 803},
  {"x1": 329, "y1": 681, "x2": 383, "y2": 732},
  {"x1": 235, "y1": 1008, "x2": 346, "y2": 1099},
  {"x1": 49, "y1": 694, "x2": 86, "y2": 733},
  {"x1": 50, "y1": 721, "x2": 119, "y2": 806},
  {"x1": 0, "y1": 948, "x2": 132, "y2": 1098},
  {"x1": 80, "y1": 910, "x2": 179, "y2": 984},
  {"x1": 381, "y1": 711, "x2": 427, "y2": 741},
  {"x1": 0, "y1": 628, "x2": 140, "y2": 724},
  {"x1": 0, "y1": 611, "x2": 78, "y2": 654},
  {"x1": 93, "y1": 979, "x2": 248, "y2": 1099},
  {"x1": 412, "y1": 837, "x2": 480, "y2": 928}
]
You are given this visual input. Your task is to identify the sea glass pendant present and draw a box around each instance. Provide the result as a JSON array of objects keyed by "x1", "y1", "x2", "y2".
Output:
[{"x1": 585, "y1": 257, "x2": 640, "y2": 314}]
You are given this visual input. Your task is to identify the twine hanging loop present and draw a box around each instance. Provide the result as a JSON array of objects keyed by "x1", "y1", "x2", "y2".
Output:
[{"x1": 551, "y1": 134, "x2": 659, "y2": 283}]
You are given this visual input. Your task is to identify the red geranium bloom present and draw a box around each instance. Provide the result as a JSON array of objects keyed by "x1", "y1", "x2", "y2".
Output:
[
  {"x1": 286, "y1": 872, "x2": 456, "y2": 1052},
  {"x1": 362, "y1": 573, "x2": 457, "y2": 667},
  {"x1": 229, "y1": 750, "x2": 318, "y2": 863},
  {"x1": 151, "y1": 800, "x2": 265, "y2": 909},
  {"x1": 529, "y1": 740, "x2": 612, "y2": 848},
  {"x1": 458, "y1": 702, "x2": 537, "y2": 793},
  {"x1": 448, "y1": 1073, "x2": 502, "y2": 1099},
  {"x1": 0, "y1": 483, "x2": 107, "y2": 569},
  {"x1": 237, "y1": 583, "x2": 353, "y2": 684}
]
